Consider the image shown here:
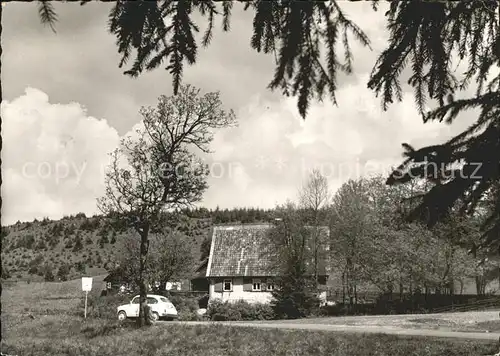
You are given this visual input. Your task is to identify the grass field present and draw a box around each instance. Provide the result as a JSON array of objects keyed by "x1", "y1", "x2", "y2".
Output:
[{"x1": 2, "y1": 277, "x2": 500, "y2": 356}]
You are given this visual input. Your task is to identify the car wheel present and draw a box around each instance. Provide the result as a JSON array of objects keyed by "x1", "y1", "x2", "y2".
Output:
[
  {"x1": 117, "y1": 311, "x2": 127, "y2": 321},
  {"x1": 151, "y1": 312, "x2": 160, "y2": 322}
]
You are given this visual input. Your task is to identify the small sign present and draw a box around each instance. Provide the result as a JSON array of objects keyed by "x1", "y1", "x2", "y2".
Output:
[{"x1": 81, "y1": 277, "x2": 93, "y2": 291}]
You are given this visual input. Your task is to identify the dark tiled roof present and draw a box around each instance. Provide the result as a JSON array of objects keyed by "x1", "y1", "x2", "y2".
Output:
[
  {"x1": 206, "y1": 224, "x2": 329, "y2": 277},
  {"x1": 192, "y1": 258, "x2": 208, "y2": 279}
]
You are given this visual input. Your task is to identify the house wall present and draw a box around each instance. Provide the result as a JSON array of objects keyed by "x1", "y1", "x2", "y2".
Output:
[
  {"x1": 208, "y1": 278, "x2": 328, "y2": 305},
  {"x1": 209, "y1": 277, "x2": 273, "y2": 304}
]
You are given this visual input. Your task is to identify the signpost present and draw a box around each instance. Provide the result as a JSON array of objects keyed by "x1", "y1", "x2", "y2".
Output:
[{"x1": 81, "y1": 277, "x2": 93, "y2": 319}]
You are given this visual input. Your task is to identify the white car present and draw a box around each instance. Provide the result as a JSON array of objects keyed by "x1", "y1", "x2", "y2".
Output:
[{"x1": 117, "y1": 294, "x2": 178, "y2": 322}]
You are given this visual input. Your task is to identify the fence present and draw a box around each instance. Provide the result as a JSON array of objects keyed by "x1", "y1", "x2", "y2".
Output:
[{"x1": 323, "y1": 290, "x2": 500, "y2": 315}]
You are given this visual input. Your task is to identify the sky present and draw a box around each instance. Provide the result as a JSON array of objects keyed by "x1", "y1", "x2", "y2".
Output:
[{"x1": 1, "y1": 2, "x2": 477, "y2": 225}]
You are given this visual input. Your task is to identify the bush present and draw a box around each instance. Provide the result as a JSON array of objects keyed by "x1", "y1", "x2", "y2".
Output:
[
  {"x1": 57, "y1": 264, "x2": 70, "y2": 281},
  {"x1": 80, "y1": 320, "x2": 132, "y2": 338},
  {"x1": 1, "y1": 266, "x2": 11, "y2": 279},
  {"x1": 177, "y1": 310, "x2": 207, "y2": 321},
  {"x1": 44, "y1": 268, "x2": 54, "y2": 282},
  {"x1": 167, "y1": 294, "x2": 201, "y2": 313},
  {"x1": 79, "y1": 293, "x2": 131, "y2": 320},
  {"x1": 207, "y1": 300, "x2": 275, "y2": 321}
]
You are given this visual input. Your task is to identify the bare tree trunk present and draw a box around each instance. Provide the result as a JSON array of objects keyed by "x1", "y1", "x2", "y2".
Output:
[
  {"x1": 313, "y1": 227, "x2": 318, "y2": 289},
  {"x1": 137, "y1": 224, "x2": 152, "y2": 327},
  {"x1": 498, "y1": 266, "x2": 500, "y2": 292},
  {"x1": 476, "y1": 276, "x2": 482, "y2": 296},
  {"x1": 398, "y1": 271, "x2": 404, "y2": 301},
  {"x1": 342, "y1": 270, "x2": 346, "y2": 304}
]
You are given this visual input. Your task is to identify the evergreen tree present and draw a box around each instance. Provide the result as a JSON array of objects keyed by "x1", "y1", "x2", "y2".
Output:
[
  {"x1": 110, "y1": 230, "x2": 117, "y2": 244},
  {"x1": 72, "y1": 234, "x2": 83, "y2": 252},
  {"x1": 1, "y1": 265, "x2": 11, "y2": 279},
  {"x1": 269, "y1": 203, "x2": 320, "y2": 319},
  {"x1": 57, "y1": 264, "x2": 70, "y2": 281},
  {"x1": 100, "y1": 232, "x2": 109, "y2": 245},
  {"x1": 43, "y1": 265, "x2": 55, "y2": 282},
  {"x1": 75, "y1": 261, "x2": 86, "y2": 274},
  {"x1": 367, "y1": 1, "x2": 500, "y2": 250}
]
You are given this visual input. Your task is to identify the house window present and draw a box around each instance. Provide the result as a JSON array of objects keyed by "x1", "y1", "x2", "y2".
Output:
[
  {"x1": 252, "y1": 278, "x2": 261, "y2": 291},
  {"x1": 266, "y1": 279, "x2": 275, "y2": 291},
  {"x1": 223, "y1": 279, "x2": 232, "y2": 291}
]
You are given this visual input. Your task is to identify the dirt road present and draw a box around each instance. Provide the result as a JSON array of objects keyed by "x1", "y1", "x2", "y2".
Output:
[
  {"x1": 168, "y1": 320, "x2": 500, "y2": 340},
  {"x1": 168, "y1": 321, "x2": 500, "y2": 341},
  {"x1": 167, "y1": 310, "x2": 500, "y2": 341}
]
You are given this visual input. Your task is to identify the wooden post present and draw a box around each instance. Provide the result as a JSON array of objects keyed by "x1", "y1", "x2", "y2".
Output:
[{"x1": 84, "y1": 290, "x2": 88, "y2": 319}]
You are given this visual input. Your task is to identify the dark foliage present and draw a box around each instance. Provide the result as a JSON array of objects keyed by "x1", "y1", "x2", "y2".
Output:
[
  {"x1": 207, "y1": 300, "x2": 275, "y2": 321},
  {"x1": 43, "y1": 265, "x2": 55, "y2": 282},
  {"x1": 15, "y1": 234, "x2": 35, "y2": 250},
  {"x1": 72, "y1": 234, "x2": 83, "y2": 252},
  {"x1": 367, "y1": 1, "x2": 500, "y2": 250},
  {"x1": 79, "y1": 293, "x2": 131, "y2": 320},
  {"x1": 1, "y1": 266, "x2": 11, "y2": 279},
  {"x1": 77, "y1": 1, "x2": 369, "y2": 118},
  {"x1": 57, "y1": 264, "x2": 71, "y2": 281},
  {"x1": 269, "y1": 205, "x2": 321, "y2": 319}
]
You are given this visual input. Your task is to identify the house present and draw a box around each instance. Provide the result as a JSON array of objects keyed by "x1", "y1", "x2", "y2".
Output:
[
  {"x1": 190, "y1": 258, "x2": 209, "y2": 291},
  {"x1": 205, "y1": 224, "x2": 330, "y2": 305},
  {"x1": 103, "y1": 259, "x2": 210, "y2": 293}
]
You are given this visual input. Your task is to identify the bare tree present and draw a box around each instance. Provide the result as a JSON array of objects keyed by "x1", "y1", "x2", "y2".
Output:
[
  {"x1": 298, "y1": 169, "x2": 330, "y2": 286},
  {"x1": 149, "y1": 231, "x2": 195, "y2": 289},
  {"x1": 116, "y1": 231, "x2": 194, "y2": 293},
  {"x1": 330, "y1": 179, "x2": 373, "y2": 305},
  {"x1": 97, "y1": 84, "x2": 236, "y2": 326}
]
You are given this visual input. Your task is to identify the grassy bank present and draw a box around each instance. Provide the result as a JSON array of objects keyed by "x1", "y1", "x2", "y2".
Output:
[
  {"x1": 1, "y1": 315, "x2": 498, "y2": 356},
  {"x1": 2, "y1": 278, "x2": 499, "y2": 355}
]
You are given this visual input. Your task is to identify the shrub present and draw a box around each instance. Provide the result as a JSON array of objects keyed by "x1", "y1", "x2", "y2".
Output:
[
  {"x1": 72, "y1": 235, "x2": 83, "y2": 252},
  {"x1": 16, "y1": 234, "x2": 35, "y2": 249},
  {"x1": 110, "y1": 231, "x2": 117, "y2": 244},
  {"x1": 57, "y1": 264, "x2": 70, "y2": 281},
  {"x1": 271, "y1": 277, "x2": 320, "y2": 319},
  {"x1": 168, "y1": 294, "x2": 200, "y2": 313},
  {"x1": 2, "y1": 266, "x2": 11, "y2": 279},
  {"x1": 34, "y1": 239, "x2": 47, "y2": 250},
  {"x1": 75, "y1": 212, "x2": 87, "y2": 219},
  {"x1": 177, "y1": 310, "x2": 206, "y2": 321},
  {"x1": 43, "y1": 267, "x2": 54, "y2": 282},
  {"x1": 80, "y1": 320, "x2": 132, "y2": 338},
  {"x1": 79, "y1": 293, "x2": 131, "y2": 320},
  {"x1": 207, "y1": 300, "x2": 275, "y2": 321}
]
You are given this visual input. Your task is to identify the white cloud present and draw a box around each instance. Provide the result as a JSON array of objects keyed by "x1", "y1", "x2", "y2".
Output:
[
  {"x1": 199, "y1": 73, "x2": 477, "y2": 211},
  {"x1": 1, "y1": 78, "x2": 478, "y2": 224},
  {"x1": 1, "y1": 88, "x2": 120, "y2": 225}
]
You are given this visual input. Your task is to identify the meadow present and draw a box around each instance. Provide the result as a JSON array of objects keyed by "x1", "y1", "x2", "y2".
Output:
[{"x1": 1, "y1": 277, "x2": 499, "y2": 356}]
